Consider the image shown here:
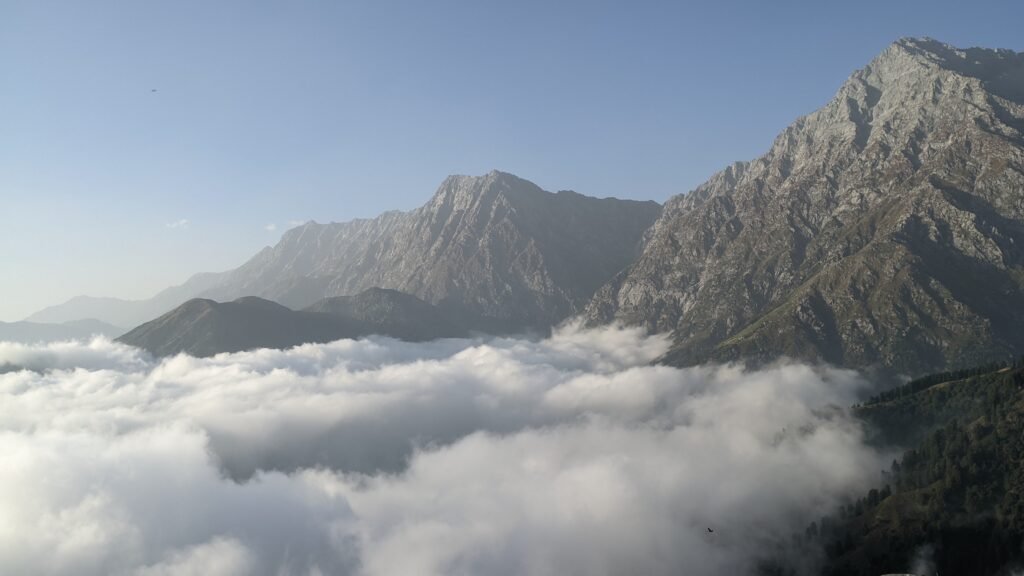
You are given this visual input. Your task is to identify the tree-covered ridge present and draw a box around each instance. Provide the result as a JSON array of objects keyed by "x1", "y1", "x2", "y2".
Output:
[
  {"x1": 799, "y1": 362, "x2": 1024, "y2": 576},
  {"x1": 860, "y1": 360, "x2": 1017, "y2": 407},
  {"x1": 854, "y1": 357, "x2": 1024, "y2": 449}
]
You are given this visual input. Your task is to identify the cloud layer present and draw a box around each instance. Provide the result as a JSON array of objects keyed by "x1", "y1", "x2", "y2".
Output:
[{"x1": 0, "y1": 325, "x2": 885, "y2": 575}]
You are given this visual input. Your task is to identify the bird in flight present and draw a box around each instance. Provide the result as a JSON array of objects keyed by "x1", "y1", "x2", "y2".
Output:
[
  {"x1": 150, "y1": 89, "x2": 157, "y2": 93},
  {"x1": 707, "y1": 527, "x2": 714, "y2": 533}
]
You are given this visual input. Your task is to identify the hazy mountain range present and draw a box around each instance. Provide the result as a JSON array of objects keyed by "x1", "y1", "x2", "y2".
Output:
[
  {"x1": 25, "y1": 38, "x2": 1024, "y2": 376},
  {"x1": 25, "y1": 272, "x2": 227, "y2": 329},
  {"x1": 118, "y1": 288, "x2": 473, "y2": 357},
  {"x1": 0, "y1": 318, "x2": 123, "y2": 344},
  {"x1": 32, "y1": 171, "x2": 661, "y2": 333}
]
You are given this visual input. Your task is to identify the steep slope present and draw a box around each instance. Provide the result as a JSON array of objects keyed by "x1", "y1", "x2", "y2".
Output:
[
  {"x1": 806, "y1": 362, "x2": 1024, "y2": 576},
  {"x1": 587, "y1": 38, "x2": 1024, "y2": 376},
  {"x1": 303, "y1": 288, "x2": 468, "y2": 340},
  {"x1": 116, "y1": 297, "x2": 370, "y2": 357},
  {"x1": 200, "y1": 170, "x2": 661, "y2": 330},
  {"x1": 32, "y1": 172, "x2": 660, "y2": 332},
  {"x1": 0, "y1": 318, "x2": 123, "y2": 343}
]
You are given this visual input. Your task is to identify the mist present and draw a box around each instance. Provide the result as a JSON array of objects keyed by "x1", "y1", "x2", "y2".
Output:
[{"x1": 0, "y1": 324, "x2": 888, "y2": 575}]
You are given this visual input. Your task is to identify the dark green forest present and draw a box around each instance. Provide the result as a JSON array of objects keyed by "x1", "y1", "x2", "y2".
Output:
[{"x1": 770, "y1": 358, "x2": 1024, "y2": 575}]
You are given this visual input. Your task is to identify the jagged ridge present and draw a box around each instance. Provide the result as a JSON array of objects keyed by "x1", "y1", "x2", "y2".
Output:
[
  {"x1": 199, "y1": 170, "x2": 662, "y2": 330},
  {"x1": 586, "y1": 37, "x2": 1024, "y2": 376}
]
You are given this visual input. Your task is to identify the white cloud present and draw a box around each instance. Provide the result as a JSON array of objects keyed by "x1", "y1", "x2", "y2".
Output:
[
  {"x1": 264, "y1": 223, "x2": 277, "y2": 232},
  {"x1": 0, "y1": 325, "x2": 888, "y2": 575},
  {"x1": 165, "y1": 219, "x2": 190, "y2": 230},
  {"x1": 133, "y1": 537, "x2": 255, "y2": 576}
]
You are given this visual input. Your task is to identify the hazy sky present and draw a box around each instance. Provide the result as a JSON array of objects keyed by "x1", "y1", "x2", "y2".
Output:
[{"x1": 2, "y1": 0, "x2": 1023, "y2": 321}]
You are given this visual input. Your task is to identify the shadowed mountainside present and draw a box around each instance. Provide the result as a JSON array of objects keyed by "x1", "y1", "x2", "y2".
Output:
[{"x1": 117, "y1": 288, "x2": 475, "y2": 357}]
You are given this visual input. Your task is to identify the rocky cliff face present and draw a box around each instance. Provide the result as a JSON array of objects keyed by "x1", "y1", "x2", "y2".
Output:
[
  {"x1": 587, "y1": 38, "x2": 1024, "y2": 376},
  {"x1": 201, "y1": 171, "x2": 661, "y2": 330}
]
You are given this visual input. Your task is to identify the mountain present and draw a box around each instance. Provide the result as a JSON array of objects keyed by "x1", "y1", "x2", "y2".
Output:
[
  {"x1": 783, "y1": 360, "x2": 1024, "y2": 576},
  {"x1": 117, "y1": 289, "x2": 473, "y2": 357},
  {"x1": 116, "y1": 296, "x2": 370, "y2": 357},
  {"x1": 586, "y1": 38, "x2": 1024, "y2": 376},
  {"x1": 0, "y1": 318, "x2": 124, "y2": 344},
  {"x1": 33, "y1": 172, "x2": 661, "y2": 332},
  {"x1": 198, "y1": 170, "x2": 661, "y2": 330},
  {"x1": 25, "y1": 272, "x2": 227, "y2": 329},
  {"x1": 303, "y1": 287, "x2": 469, "y2": 340}
]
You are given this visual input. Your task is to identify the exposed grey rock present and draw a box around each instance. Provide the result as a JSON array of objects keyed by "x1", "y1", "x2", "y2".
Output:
[
  {"x1": 586, "y1": 38, "x2": 1024, "y2": 376},
  {"x1": 199, "y1": 170, "x2": 661, "y2": 331},
  {"x1": 33, "y1": 172, "x2": 660, "y2": 333}
]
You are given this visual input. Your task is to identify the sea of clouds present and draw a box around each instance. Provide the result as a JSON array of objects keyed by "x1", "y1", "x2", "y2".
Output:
[{"x1": 0, "y1": 323, "x2": 887, "y2": 575}]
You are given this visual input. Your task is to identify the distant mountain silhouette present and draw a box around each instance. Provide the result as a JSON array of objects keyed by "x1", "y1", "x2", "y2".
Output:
[
  {"x1": 0, "y1": 318, "x2": 123, "y2": 344},
  {"x1": 117, "y1": 296, "x2": 366, "y2": 357},
  {"x1": 33, "y1": 172, "x2": 661, "y2": 333},
  {"x1": 25, "y1": 272, "x2": 226, "y2": 329},
  {"x1": 117, "y1": 289, "x2": 473, "y2": 357}
]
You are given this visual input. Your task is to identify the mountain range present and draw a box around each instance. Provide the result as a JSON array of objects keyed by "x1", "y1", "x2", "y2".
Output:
[
  {"x1": 0, "y1": 318, "x2": 123, "y2": 344},
  {"x1": 24, "y1": 38, "x2": 1024, "y2": 376},
  {"x1": 25, "y1": 272, "x2": 227, "y2": 329},
  {"x1": 587, "y1": 37, "x2": 1024, "y2": 376},
  {"x1": 12, "y1": 36, "x2": 1024, "y2": 576},
  {"x1": 32, "y1": 171, "x2": 661, "y2": 333},
  {"x1": 117, "y1": 288, "x2": 474, "y2": 357}
]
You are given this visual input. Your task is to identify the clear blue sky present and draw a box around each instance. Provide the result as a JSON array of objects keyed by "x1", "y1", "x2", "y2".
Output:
[{"x1": 2, "y1": 0, "x2": 1023, "y2": 321}]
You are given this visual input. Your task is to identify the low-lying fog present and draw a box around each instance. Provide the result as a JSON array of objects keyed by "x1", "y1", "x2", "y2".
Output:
[{"x1": 0, "y1": 323, "x2": 887, "y2": 575}]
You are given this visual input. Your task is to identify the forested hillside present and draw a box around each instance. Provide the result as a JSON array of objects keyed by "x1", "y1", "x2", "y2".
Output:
[{"x1": 775, "y1": 360, "x2": 1024, "y2": 575}]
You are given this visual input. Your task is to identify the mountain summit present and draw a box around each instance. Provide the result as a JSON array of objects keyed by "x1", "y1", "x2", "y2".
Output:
[
  {"x1": 30, "y1": 172, "x2": 659, "y2": 332},
  {"x1": 197, "y1": 170, "x2": 661, "y2": 331},
  {"x1": 586, "y1": 38, "x2": 1024, "y2": 375}
]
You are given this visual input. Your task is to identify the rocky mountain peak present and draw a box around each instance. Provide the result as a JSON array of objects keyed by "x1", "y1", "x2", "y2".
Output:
[
  {"x1": 164, "y1": 171, "x2": 661, "y2": 331},
  {"x1": 427, "y1": 170, "x2": 542, "y2": 214},
  {"x1": 854, "y1": 37, "x2": 1024, "y2": 107},
  {"x1": 886, "y1": 37, "x2": 1024, "y2": 81},
  {"x1": 585, "y1": 38, "x2": 1024, "y2": 376}
]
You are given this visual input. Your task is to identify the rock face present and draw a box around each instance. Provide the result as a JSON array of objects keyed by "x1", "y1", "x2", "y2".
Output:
[
  {"x1": 586, "y1": 38, "x2": 1024, "y2": 376},
  {"x1": 201, "y1": 171, "x2": 661, "y2": 331},
  {"x1": 34, "y1": 172, "x2": 660, "y2": 333}
]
